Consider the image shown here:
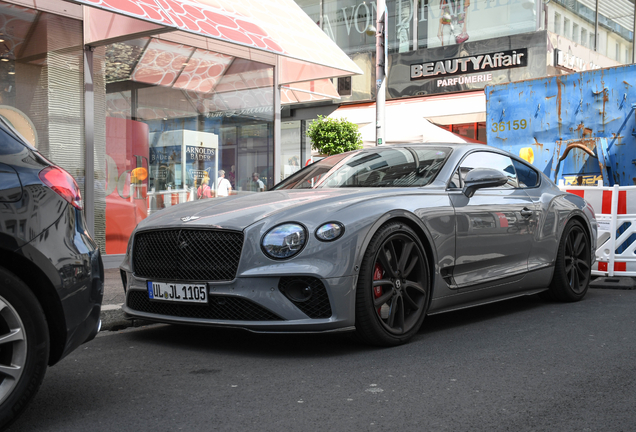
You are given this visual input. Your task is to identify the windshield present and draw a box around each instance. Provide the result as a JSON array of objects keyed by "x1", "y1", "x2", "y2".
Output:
[{"x1": 274, "y1": 147, "x2": 451, "y2": 190}]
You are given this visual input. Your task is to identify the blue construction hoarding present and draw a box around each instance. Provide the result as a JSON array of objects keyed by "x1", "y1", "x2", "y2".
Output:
[{"x1": 485, "y1": 63, "x2": 636, "y2": 186}]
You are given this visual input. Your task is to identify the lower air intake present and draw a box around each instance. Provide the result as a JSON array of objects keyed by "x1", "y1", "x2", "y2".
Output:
[
  {"x1": 127, "y1": 290, "x2": 283, "y2": 321},
  {"x1": 278, "y1": 277, "x2": 332, "y2": 319}
]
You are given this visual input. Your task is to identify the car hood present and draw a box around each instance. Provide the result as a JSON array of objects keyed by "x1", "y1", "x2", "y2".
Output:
[{"x1": 137, "y1": 188, "x2": 407, "y2": 232}]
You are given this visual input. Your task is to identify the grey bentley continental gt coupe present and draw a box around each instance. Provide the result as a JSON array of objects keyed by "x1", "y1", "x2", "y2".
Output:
[{"x1": 120, "y1": 144, "x2": 596, "y2": 346}]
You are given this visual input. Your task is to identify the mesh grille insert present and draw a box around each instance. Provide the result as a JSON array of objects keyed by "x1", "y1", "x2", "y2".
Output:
[
  {"x1": 127, "y1": 290, "x2": 283, "y2": 321},
  {"x1": 132, "y1": 229, "x2": 243, "y2": 281},
  {"x1": 278, "y1": 277, "x2": 332, "y2": 319}
]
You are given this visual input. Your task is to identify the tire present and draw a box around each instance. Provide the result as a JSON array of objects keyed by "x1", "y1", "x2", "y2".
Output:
[
  {"x1": 0, "y1": 267, "x2": 50, "y2": 429},
  {"x1": 547, "y1": 220, "x2": 591, "y2": 302},
  {"x1": 355, "y1": 222, "x2": 430, "y2": 346}
]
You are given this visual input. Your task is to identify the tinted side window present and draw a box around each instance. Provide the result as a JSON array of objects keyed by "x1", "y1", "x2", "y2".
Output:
[
  {"x1": 0, "y1": 125, "x2": 28, "y2": 156},
  {"x1": 512, "y1": 159, "x2": 539, "y2": 188},
  {"x1": 458, "y1": 152, "x2": 518, "y2": 188}
]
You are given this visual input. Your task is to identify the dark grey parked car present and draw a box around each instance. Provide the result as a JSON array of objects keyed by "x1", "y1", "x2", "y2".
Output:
[
  {"x1": 121, "y1": 144, "x2": 596, "y2": 346},
  {"x1": 0, "y1": 120, "x2": 103, "y2": 427}
]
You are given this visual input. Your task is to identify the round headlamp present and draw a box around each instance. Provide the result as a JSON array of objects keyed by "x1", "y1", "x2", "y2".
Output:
[
  {"x1": 315, "y1": 222, "x2": 344, "y2": 242},
  {"x1": 262, "y1": 223, "x2": 307, "y2": 259}
]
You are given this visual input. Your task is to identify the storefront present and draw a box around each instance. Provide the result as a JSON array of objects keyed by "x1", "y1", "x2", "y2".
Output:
[
  {"x1": 297, "y1": 0, "x2": 631, "y2": 143},
  {"x1": 0, "y1": 0, "x2": 359, "y2": 265}
]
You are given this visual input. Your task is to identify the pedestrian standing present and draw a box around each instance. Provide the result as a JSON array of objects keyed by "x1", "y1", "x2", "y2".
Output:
[
  {"x1": 197, "y1": 175, "x2": 212, "y2": 199},
  {"x1": 247, "y1": 172, "x2": 265, "y2": 192},
  {"x1": 216, "y1": 169, "x2": 232, "y2": 197}
]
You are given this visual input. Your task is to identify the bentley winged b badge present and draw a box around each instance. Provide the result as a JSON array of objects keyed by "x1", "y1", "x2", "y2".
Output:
[{"x1": 180, "y1": 216, "x2": 200, "y2": 222}]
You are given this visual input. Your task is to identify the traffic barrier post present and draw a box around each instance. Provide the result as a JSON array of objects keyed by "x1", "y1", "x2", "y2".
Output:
[{"x1": 562, "y1": 184, "x2": 636, "y2": 277}]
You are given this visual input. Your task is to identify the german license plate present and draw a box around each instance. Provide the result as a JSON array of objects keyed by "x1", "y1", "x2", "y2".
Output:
[{"x1": 147, "y1": 281, "x2": 208, "y2": 304}]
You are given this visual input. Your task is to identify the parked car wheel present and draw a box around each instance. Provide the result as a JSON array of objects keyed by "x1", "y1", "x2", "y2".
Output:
[
  {"x1": 548, "y1": 220, "x2": 591, "y2": 302},
  {"x1": 355, "y1": 223, "x2": 430, "y2": 346},
  {"x1": 0, "y1": 267, "x2": 49, "y2": 429}
]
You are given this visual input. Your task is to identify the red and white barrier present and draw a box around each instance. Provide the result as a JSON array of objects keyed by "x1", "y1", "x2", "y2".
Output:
[{"x1": 562, "y1": 184, "x2": 636, "y2": 277}]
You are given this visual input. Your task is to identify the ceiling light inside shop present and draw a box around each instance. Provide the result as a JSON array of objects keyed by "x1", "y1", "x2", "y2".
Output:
[{"x1": 0, "y1": 39, "x2": 4, "y2": 43}]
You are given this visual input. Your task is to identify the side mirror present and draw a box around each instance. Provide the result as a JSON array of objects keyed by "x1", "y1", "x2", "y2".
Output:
[{"x1": 462, "y1": 168, "x2": 508, "y2": 198}]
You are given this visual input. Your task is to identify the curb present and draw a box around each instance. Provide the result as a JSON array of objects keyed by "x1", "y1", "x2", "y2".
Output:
[
  {"x1": 100, "y1": 305, "x2": 130, "y2": 331},
  {"x1": 100, "y1": 304, "x2": 156, "y2": 332}
]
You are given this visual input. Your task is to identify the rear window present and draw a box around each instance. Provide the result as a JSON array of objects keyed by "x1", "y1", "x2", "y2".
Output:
[{"x1": 0, "y1": 125, "x2": 28, "y2": 156}]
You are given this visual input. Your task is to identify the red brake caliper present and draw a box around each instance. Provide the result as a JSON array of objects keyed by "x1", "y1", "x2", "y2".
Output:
[{"x1": 373, "y1": 262, "x2": 383, "y2": 316}]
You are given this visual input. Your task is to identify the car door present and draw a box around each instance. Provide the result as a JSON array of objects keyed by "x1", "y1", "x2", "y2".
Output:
[
  {"x1": 509, "y1": 157, "x2": 546, "y2": 272},
  {"x1": 448, "y1": 151, "x2": 537, "y2": 288}
]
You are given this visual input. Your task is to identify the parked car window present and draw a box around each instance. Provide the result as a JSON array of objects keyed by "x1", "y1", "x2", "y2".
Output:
[
  {"x1": 458, "y1": 152, "x2": 518, "y2": 189},
  {"x1": 0, "y1": 124, "x2": 28, "y2": 156},
  {"x1": 512, "y1": 159, "x2": 539, "y2": 188},
  {"x1": 274, "y1": 147, "x2": 451, "y2": 189}
]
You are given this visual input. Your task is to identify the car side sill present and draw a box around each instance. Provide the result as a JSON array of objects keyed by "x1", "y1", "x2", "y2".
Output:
[{"x1": 427, "y1": 288, "x2": 548, "y2": 316}]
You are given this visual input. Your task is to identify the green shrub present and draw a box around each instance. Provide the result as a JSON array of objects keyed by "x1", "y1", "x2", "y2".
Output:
[{"x1": 306, "y1": 115, "x2": 363, "y2": 156}]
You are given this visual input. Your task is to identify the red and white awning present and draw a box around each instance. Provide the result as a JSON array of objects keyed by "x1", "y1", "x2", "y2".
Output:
[
  {"x1": 74, "y1": 0, "x2": 361, "y2": 84},
  {"x1": 281, "y1": 79, "x2": 341, "y2": 105}
]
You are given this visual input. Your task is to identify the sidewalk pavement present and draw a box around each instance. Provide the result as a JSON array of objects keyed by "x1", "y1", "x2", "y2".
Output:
[{"x1": 101, "y1": 268, "x2": 136, "y2": 331}]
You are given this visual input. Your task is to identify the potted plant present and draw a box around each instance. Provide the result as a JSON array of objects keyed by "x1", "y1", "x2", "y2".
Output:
[{"x1": 306, "y1": 115, "x2": 363, "y2": 156}]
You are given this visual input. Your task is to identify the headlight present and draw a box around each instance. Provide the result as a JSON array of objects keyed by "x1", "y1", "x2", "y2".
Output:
[
  {"x1": 315, "y1": 222, "x2": 344, "y2": 241},
  {"x1": 262, "y1": 223, "x2": 307, "y2": 259}
]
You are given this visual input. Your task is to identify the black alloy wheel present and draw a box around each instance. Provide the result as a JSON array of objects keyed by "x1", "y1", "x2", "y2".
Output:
[
  {"x1": 355, "y1": 222, "x2": 429, "y2": 346},
  {"x1": 548, "y1": 220, "x2": 591, "y2": 302}
]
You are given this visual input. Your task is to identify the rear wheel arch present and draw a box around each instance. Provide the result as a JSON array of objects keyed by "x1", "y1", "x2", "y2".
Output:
[
  {"x1": 557, "y1": 213, "x2": 593, "y2": 253},
  {"x1": 0, "y1": 249, "x2": 66, "y2": 365},
  {"x1": 569, "y1": 214, "x2": 592, "y2": 238}
]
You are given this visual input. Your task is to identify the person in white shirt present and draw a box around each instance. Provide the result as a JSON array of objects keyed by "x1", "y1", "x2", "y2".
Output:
[{"x1": 216, "y1": 169, "x2": 232, "y2": 197}]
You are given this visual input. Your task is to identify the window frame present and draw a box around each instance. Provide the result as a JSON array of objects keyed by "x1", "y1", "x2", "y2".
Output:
[{"x1": 447, "y1": 150, "x2": 541, "y2": 191}]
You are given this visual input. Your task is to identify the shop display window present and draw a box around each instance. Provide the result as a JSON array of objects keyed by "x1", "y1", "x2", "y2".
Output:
[
  {"x1": 439, "y1": 122, "x2": 486, "y2": 143},
  {"x1": 318, "y1": 0, "x2": 537, "y2": 53},
  {"x1": 281, "y1": 121, "x2": 303, "y2": 180},
  {"x1": 0, "y1": 1, "x2": 84, "y2": 186},
  {"x1": 101, "y1": 37, "x2": 274, "y2": 253}
]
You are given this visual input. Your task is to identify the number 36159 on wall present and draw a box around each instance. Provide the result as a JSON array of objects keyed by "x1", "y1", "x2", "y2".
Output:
[{"x1": 491, "y1": 119, "x2": 528, "y2": 132}]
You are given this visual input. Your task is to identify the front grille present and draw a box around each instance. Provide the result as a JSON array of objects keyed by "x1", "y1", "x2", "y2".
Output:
[
  {"x1": 278, "y1": 277, "x2": 332, "y2": 319},
  {"x1": 133, "y1": 229, "x2": 243, "y2": 281},
  {"x1": 127, "y1": 290, "x2": 283, "y2": 321}
]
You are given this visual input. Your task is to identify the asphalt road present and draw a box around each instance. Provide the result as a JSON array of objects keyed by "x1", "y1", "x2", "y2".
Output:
[{"x1": 9, "y1": 289, "x2": 636, "y2": 432}]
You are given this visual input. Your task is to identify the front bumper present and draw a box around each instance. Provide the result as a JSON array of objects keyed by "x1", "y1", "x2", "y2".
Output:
[{"x1": 122, "y1": 272, "x2": 357, "y2": 333}]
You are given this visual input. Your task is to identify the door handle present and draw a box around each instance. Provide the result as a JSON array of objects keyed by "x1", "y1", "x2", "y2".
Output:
[{"x1": 520, "y1": 207, "x2": 533, "y2": 218}]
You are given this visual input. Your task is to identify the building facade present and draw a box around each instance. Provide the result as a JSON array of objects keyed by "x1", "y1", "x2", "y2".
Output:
[
  {"x1": 0, "y1": 0, "x2": 359, "y2": 266},
  {"x1": 294, "y1": 0, "x2": 634, "y2": 142}
]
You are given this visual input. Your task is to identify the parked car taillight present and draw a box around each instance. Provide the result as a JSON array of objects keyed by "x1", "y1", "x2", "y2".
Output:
[{"x1": 38, "y1": 165, "x2": 83, "y2": 210}]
